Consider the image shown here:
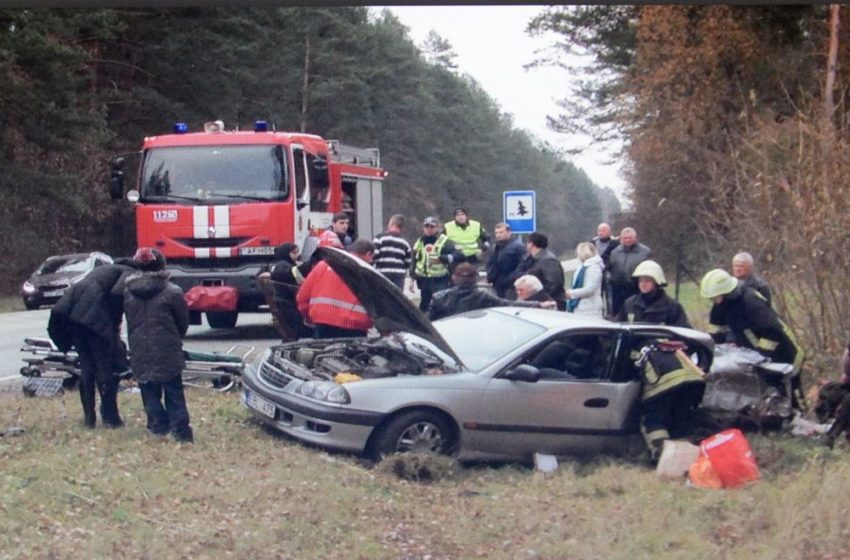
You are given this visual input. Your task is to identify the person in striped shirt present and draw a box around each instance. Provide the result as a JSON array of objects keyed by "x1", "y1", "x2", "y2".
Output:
[{"x1": 372, "y1": 214, "x2": 412, "y2": 290}]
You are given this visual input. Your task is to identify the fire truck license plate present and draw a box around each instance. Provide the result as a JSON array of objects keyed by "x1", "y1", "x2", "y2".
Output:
[
  {"x1": 246, "y1": 391, "x2": 276, "y2": 419},
  {"x1": 239, "y1": 247, "x2": 275, "y2": 256}
]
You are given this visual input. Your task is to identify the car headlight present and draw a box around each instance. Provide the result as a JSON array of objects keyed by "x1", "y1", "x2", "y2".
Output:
[
  {"x1": 22, "y1": 281, "x2": 36, "y2": 294},
  {"x1": 296, "y1": 381, "x2": 351, "y2": 404}
]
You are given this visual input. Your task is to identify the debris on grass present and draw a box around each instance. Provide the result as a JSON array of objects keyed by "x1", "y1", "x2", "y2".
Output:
[{"x1": 378, "y1": 452, "x2": 459, "y2": 483}]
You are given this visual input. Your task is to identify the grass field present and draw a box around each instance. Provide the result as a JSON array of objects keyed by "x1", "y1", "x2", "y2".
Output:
[
  {"x1": 0, "y1": 296, "x2": 24, "y2": 314},
  {"x1": 2, "y1": 388, "x2": 849, "y2": 559}
]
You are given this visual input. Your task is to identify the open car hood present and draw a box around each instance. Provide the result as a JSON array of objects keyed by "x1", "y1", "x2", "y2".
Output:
[{"x1": 316, "y1": 247, "x2": 464, "y2": 366}]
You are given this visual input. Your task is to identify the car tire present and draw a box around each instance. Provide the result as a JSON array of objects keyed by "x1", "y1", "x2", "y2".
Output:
[
  {"x1": 206, "y1": 311, "x2": 238, "y2": 329},
  {"x1": 371, "y1": 410, "x2": 455, "y2": 459},
  {"x1": 24, "y1": 300, "x2": 39, "y2": 311}
]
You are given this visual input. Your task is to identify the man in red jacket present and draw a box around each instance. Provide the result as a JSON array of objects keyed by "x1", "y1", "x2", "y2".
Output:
[{"x1": 297, "y1": 239, "x2": 375, "y2": 339}]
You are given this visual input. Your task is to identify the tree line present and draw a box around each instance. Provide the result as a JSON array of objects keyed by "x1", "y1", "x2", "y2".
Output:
[
  {"x1": 0, "y1": 7, "x2": 613, "y2": 294},
  {"x1": 531, "y1": 5, "x2": 850, "y2": 359}
]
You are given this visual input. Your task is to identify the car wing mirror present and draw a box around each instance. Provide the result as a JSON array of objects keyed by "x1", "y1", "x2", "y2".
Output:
[{"x1": 504, "y1": 364, "x2": 540, "y2": 383}]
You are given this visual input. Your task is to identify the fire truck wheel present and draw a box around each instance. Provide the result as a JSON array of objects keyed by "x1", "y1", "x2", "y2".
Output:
[{"x1": 206, "y1": 312, "x2": 238, "y2": 329}]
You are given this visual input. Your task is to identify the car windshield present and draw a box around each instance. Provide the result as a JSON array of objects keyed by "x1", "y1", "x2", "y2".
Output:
[
  {"x1": 434, "y1": 310, "x2": 547, "y2": 371},
  {"x1": 140, "y1": 145, "x2": 288, "y2": 202},
  {"x1": 38, "y1": 256, "x2": 91, "y2": 275}
]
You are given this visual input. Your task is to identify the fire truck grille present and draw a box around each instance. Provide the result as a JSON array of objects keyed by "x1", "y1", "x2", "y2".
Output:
[
  {"x1": 176, "y1": 237, "x2": 251, "y2": 249},
  {"x1": 169, "y1": 257, "x2": 273, "y2": 270}
]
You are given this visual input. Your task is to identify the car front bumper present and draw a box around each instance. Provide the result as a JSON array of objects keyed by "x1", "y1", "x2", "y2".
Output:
[{"x1": 241, "y1": 368, "x2": 381, "y2": 453}]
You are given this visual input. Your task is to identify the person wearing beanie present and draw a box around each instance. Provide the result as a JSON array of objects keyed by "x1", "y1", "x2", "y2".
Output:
[
  {"x1": 48, "y1": 256, "x2": 137, "y2": 429},
  {"x1": 443, "y1": 207, "x2": 490, "y2": 265},
  {"x1": 124, "y1": 247, "x2": 194, "y2": 442},
  {"x1": 428, "y1": 262, "x2": 555, "y2": 321}
]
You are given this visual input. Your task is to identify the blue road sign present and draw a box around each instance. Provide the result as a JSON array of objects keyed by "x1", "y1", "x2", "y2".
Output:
[{"x1": 503, "y1": 190, "x2": 536, "y2": 234}]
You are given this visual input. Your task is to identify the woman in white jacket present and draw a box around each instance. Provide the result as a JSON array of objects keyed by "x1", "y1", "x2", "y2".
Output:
[{"x1": 565, "y1": 242, "x2": 605, "y2": 317}]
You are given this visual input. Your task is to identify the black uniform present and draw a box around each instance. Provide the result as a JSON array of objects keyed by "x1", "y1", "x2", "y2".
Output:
[
  {"x1": 616, "y1": 288, "x2": 691, "y2": 328},
  {"x1": 512, "y1": 249, "x2": 566, "y2": 310},
  {"x1": 428, "y1": 285, "x2": 543, "y2": 321}
]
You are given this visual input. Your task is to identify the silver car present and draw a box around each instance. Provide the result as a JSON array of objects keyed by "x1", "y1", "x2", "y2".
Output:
[{"x1": 242, "y1": 248, "x2": 714, "y2": 461}]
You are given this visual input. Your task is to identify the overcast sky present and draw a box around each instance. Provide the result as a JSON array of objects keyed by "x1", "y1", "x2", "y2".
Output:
[{"x1": 378, "y1": 5, "x2": 626, "y2": 195}]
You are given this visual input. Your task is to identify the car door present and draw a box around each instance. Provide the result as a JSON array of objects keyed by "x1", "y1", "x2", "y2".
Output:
[{"x1": 465, "y1": 328, "x2": 641, "y2": 457}]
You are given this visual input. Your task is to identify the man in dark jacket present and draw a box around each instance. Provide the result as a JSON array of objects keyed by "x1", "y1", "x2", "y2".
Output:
[
  {"x1": 592, "y1": 222, "x2": 619, "y2": 315},
  {"x1": 486, "y1": 222, "x2": 526, "y2": 298},
  {"x1": 429, "y1": 263, "x2": 555, "y2": 321},
  {"x1": 264, "y1": 242, "x2": 310, "y2": 341},
  {"x1": 48, "y1": 259, "x2": 136, "y2": 428},
  {"x1": 732, "y1": 251, "x2": 772, "y2": 307},
  {"x1": 616, "y1": 260, "x2": 691, "y2": 328},
  {"x1": 607, "y1": 227, "x2": 652, "y2": 317},
  {"x1": 511, "y1": 232, "x2": 566, "y2": 310},
  {"x1": 124, "y1": 248, "x2": 193, "y2": 442}
]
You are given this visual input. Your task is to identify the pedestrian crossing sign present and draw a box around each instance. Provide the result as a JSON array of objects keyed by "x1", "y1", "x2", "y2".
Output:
[{"x1": 503, "y1": 190, "x2": 536, "y2": 233}]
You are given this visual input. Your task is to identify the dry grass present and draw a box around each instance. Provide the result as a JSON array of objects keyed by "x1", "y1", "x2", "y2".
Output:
[
  {"x1": 0, "y1": 296, "x2": 24, "y2": 314},
  {"x1": 2, "y1": 388, "x2": 849, "y2": 559}
]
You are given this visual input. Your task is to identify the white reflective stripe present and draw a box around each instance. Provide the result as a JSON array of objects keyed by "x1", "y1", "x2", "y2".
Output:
[
  {"x1": 193, "y1": 207, "x2": 208, "y2": 239},
  {"x1": 214, "y1": 247, "x2": 232, "y2": 258},
  {"x1": 195, "y1": 248, "x2": 211, "y2": 259},
  {"x1": 214, "y1": 205, "x2": 230, "y2": 238},
  {"x1": 309, "y1": 297, "x2": 367, "y2": 314}
]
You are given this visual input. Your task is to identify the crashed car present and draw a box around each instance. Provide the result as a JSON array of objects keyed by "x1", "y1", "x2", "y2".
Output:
[
  {"x1": 242, "y1": 247, "x2": 716, "y2": 461},
  {"x1": 21, "y1": 251, "x2": 114, "y2": 310}
]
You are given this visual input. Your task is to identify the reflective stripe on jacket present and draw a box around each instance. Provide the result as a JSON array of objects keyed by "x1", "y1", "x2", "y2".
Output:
[
  {"x1": 413, "y1": 234, "x2": 450, "y2": 278},
  {"x1": 296, "y1": 261, "x2": 372, "y2": 331},
  {"x1": 444, "y1": 220, "x2": 482, "y2": 257},
  {"x1": 641, "y1": 348, "x2": 705, "y2": 401}
]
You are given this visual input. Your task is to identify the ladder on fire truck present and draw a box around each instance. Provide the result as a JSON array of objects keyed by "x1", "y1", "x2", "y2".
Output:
[{"x1": 326, "y1": 140, "x2": 381, "y2": 168}]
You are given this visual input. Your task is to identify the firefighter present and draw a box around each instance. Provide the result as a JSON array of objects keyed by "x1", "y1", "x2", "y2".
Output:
[
  {"x1": 700, "y1": 268, "x2": 805, "y2": 407},
  {"x1": 616, "y1": 260, "x2": 691, "y2": 327},
  {"x1": 410, "y1": 217, "x2": 462, "y2": 313},
  {"x1": 635, "y1": 340, "x2": 706, "y2": 460},
  {"x1": 443, "y1": 207, "x2": 490, "y2": 266}
]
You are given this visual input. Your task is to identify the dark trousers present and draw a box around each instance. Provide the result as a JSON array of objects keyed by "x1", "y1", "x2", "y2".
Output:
[
  {"x1": 71, "y1": 328, "x2": 122, "y2": 427},
  {"x1": 641, "y1": 382, "x2": 706, "y2": 454},
  {"x1": 139, "y1": 375, "x2": 193, "y2": 441},
  {"x1": 382, "y1": 272, "x2": 405, "y2": 290},
  {"x1": 416, "y1": 275, "x2": 451, "y2": 313},
  {"x1": 314, "y1": 324, "x2": 368, "y2": 339},
  {"x1": 611, "y1": 281, "x2": 639, "y2": 318},
  {"x1": 271, "y1": 298, "x2": 312, "y2": 341}
]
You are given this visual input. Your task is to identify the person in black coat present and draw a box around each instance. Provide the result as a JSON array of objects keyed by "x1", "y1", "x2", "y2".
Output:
[
  {"x1": 428, "y1": 263, "x2": 554, "y2": 321},
  {"x1": 486, "y1": 222, "x2": 526, "y2": 299},
  {"x1": 48, "y1": 259, "x2": 136, "y2": 428},
  {"x1": 123, "y1": 248, "x2": 193, "y2": 442},
  {"x1": 267, "y1": 243, "x2": 311, "y2": 341},
  {"x1": 616, "y1": 260, "x2": 691, "y2": 328},
  {"x1": 510, "y1": 232, "x2": 566, "y2": 310}
]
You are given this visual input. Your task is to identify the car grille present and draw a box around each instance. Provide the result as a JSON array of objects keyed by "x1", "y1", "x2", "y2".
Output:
[
  {"x1": 258, "y1": 360, "x2": 291, "y2": 389},
  {"x1": 43, "y1": 281, "x2": 70, "y2": 290}
]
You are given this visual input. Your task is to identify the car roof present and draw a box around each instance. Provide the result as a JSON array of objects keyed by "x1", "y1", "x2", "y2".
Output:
[{"x1": 485, "y1": 307, "x2": 615, "y2": 329}]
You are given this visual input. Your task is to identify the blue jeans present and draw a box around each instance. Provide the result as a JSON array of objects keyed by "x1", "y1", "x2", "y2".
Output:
[{"x1": 139, "y1": 375, "x2": 193, "y2": 441}]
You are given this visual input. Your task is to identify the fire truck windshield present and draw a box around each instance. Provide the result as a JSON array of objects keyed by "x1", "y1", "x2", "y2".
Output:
[{"x1": 140, "y1": 145, "x2": 288, "y2": 202}]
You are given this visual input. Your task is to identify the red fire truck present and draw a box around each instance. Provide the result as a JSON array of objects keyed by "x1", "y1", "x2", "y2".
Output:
[{"x1": 109, "y1": 120, "x2": 386, "y2": 328}]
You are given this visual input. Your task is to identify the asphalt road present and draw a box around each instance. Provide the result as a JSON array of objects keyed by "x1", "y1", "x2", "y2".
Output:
[{"x1": 0, "y1": 308, "x2": 280, "y2": 386}]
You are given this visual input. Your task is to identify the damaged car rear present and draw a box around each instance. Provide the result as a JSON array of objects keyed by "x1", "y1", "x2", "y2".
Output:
[{"x1": 242, "y1": 247, "x2": 715, "y2": 461}]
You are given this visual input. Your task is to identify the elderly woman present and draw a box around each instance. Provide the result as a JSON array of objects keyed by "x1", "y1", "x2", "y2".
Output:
[
  {"x1": 514, "y1": 274, "x2": 554, "y2": 303},
  {"x1": 565, "y1": 242, "x2": 604, "y2": 316}
]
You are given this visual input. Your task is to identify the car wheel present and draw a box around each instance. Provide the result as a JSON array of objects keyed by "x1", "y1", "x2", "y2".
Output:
[
  {"x1": 372, "y1": 410, "x2": 455, "y2": 459},
  {"x1": 24, "y1": 300, "x2": 39, "y2": 311},
  {"x1": 206, "y1": 311, "x2": 238, "y2": 329}
]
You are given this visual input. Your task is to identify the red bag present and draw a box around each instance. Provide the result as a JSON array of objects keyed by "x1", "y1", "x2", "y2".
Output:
[
  {"x1": 699, "y1": 429, "x2": 760, "y2": 488},
  {"x1": 184, "y1": 286, "x2": 239, "y2": 312}
]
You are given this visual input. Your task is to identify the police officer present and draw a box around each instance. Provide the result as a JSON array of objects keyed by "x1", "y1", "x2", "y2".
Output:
[
  {"x1": 410, "y1": 217, "x2": 461, "y2": 312},
  {"x1": 443, "y1": 207, "x2": 490, "y2": 266},
  {"x1": 700, "y1": 268, "x2": 805, "y2": 407},
  {"x1": 617, "y1": 260, "x2": 691, "y2": 327},
  {"x1": 635, "y1": 340, "x2": 706, "y2": 460}
]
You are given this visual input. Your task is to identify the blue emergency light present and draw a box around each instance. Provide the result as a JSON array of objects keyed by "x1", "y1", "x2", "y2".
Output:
[
  {"x1": 173, "y1": 122, "x2": 189, "y2": 134},
  {"x1": 254, "y1": 120, "x2": 268, "y2": 132}
]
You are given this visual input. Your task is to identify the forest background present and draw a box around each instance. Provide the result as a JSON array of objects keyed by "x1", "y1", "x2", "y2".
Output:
[{"x1": 2, "y1": 5, "x2": 850, "y2": 362}]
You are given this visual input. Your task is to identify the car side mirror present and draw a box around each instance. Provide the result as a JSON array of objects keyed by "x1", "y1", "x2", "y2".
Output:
[
  {"x1": 109, "y1": 157, "x2": 125, "y2": 200},
  {"x1": 504, "y1": 364, "x2": 540, "y2": 383}
]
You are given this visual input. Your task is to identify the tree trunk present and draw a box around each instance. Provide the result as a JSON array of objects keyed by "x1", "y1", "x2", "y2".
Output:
[
  {"x1": 300, "y1": 32, "x2": 311, "y2": 133},
  {"x1": 825, "y1": 5, "x2": 840, "y2": 125}
]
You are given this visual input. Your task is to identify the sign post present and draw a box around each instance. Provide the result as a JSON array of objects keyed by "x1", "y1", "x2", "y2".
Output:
[{"x1": 503, "y1": 190, "x2": 536, "y2": 236}]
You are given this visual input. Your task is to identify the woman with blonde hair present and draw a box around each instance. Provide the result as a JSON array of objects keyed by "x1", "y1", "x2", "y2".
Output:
[{"x1": 565, "y1": 242, "x2": 604, "y2": 316}]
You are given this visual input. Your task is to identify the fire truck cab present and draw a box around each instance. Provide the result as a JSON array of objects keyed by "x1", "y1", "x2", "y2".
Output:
[{"x1": 110, "y1": 120, "x2": 385, "y2": 329}]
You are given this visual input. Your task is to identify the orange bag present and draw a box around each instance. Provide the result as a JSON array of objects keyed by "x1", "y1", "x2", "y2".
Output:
[
  {"x1": 688, "y1": 454, "x2": 723, "y2": 489},
  {"x1": 700, "y1": 429, "x2": 760, "y2": 488}
]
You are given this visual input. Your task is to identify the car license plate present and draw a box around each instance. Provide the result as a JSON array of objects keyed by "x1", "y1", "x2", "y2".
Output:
[
  {"x1": 246, "y1": 390, "x2": 276, "y2": 419},
  {"x1": 44, "y1": 290, "x2": 65, "y2": 298}
]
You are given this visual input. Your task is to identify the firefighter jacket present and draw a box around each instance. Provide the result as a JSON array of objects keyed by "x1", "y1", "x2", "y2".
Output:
[
  {"x1": 444, "y1": 220, "x2": 485, "y2": 258},
  {"x1": 412, "y1": 234, "x2": 457, "y2": 279},
  {"x1": 709, "y1": 285, "x2": 803, "y2": 368},
  {"x1": 637, "y1": 344, "x2": 706, "y2": 401},
  {"x1": 739, "y1": 273, "x2": 772, "y2": 307},
  {"x1": 616, "y1": 288, "x2": 691, "y2": 328},
  {"x1": 296, "y1": 261, "x2": 373, "y2": 332}
]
